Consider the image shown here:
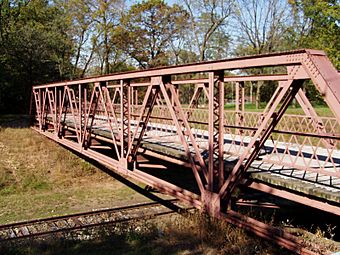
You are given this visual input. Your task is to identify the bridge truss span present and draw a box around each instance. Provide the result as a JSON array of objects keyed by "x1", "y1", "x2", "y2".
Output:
[{"x1": 31, "y1": 49, "x2": 340, "y2": 254}]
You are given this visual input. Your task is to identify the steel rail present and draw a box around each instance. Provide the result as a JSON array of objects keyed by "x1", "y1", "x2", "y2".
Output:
[
  {"x1": 89, "y1": 112, "x2": 339, "y2": 141},
  {"x1": 0, "y1": 192, "x2": 327, "y2": 254},
  {"x1": 0, "y1": 199, "x2": 184, "y2": 242},
  {"x1": 99, "y1": 106, "x2": 340, "y2": 140},
  {"x1": 135, "y1": 114, "x2": 340, "y2": 140}
]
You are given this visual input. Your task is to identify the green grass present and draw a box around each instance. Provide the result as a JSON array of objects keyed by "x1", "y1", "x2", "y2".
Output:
[{"x1": 223, "y1": 103, "x2": 334, "y2": 117}]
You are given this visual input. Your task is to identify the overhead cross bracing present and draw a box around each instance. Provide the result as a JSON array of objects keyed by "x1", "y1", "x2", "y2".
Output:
[{"x1": 31, "y1": 49, "x2": 340, "y2": 254}]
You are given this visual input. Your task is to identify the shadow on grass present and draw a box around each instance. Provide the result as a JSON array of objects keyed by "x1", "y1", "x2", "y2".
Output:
[
  {"x1": 60, "y1": 147, "x2": 186, "y2": 214},
  {"x1": 0, "y1": 214, "x2": 291, "y2": 255},
  {"x1": 137, "y1": 153, "x2": 200, "y2": 194}
]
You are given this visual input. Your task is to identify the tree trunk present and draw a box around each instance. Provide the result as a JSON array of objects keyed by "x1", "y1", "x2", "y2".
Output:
[
  {"x1": 255, "y1": 81, "x2": 263, "y2": 109},
  {"x1": 250, "y1": 82, "x2": 253, "y2": 105},
  {"x1": 104, "y1": 30, "x2": 110, "y2": 74}
]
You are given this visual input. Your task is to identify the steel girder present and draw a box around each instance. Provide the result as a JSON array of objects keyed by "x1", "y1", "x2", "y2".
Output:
[{"x1": 31, "y1": 49, "x2": 340, "y2": 254}]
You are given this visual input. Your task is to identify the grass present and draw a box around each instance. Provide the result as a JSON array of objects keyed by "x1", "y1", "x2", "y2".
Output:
[
  {"x1": 0, "y1": 117, "x2": 150, "y2": 224},
  {"x1": 223, "y1": 103, "x2": 334, "y2": 117},
  {"x1": 0, "y1": 115, "x2": 337, "y2": 254},
  {"x1": 0, "y1": 116, "x2": 290, "y2": 254},
  {"x1": 0, "y1": 213, "x2": 292, "y2": 255},
  {"x1": 0, "y1": 115, "x2": 291, "y2": 254}
]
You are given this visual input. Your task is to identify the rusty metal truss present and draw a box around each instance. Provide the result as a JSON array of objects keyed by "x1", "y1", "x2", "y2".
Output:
[{"x1": 31, "y1": 49, "x2": 340, "y2": 254}]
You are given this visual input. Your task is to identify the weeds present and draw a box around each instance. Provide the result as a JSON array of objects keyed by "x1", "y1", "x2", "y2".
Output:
[
  {"x1": 0, "y1": 127, "x2": 100, "y2": 194},
  {"x1": 0, "y1": 116, "x2": 336, "y2": 254},
  {"x1": 0, "y1": 212, "x2": 291, "y2": 255}
]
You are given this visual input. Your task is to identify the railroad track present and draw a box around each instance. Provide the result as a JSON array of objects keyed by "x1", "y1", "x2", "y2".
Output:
[{"x1": 0, "y1": 199, "x2": 186, "y2": 242}]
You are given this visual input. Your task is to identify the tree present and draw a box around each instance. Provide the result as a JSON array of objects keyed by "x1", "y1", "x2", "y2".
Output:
[
  {"x1": 59, "y1": 0, "x2": 96, "y2": 78},
  {"x1": 289, "y1": 0, "x2": 339, "y2": 69},
  {"x1": 0, "y1": 0, "x2": 73, "y2": 113},
  {"x1": 91, "y1": 0, "x2": 125, "y2": 74},
  {"x1": 233, "y1": 0, "x2": 291, "y2": 55},
  {"x1": 58, "y1": 0, "x2": 127, "y2": 77},
  {"x1": 183, "y1": 0, "x2": 233, "y2": 61},
  {"x1": 233, "y1": 0, "x2": 291, "y2": 108},
  {"x1": 115, "y1": 0, "x2": 189, "y2": 68}
]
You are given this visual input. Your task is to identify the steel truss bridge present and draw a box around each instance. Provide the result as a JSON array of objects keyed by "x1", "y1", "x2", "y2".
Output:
[{"x1": 31, "y1": 49, "x2": 340, "y2": 254}]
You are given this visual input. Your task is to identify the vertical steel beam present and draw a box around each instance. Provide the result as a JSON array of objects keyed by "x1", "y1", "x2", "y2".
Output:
[
  {"x1": 83, "y1": 83, "x2": 100, "y2": 149},
  {"x1": 54, "y1": 87, "x2": 57, "y2": 133},
  {"x1": 208, "y1": 71, "x2": 225, "y2": 192},
  {"x1": 129, "y1": 78, "x2": 160, "y2": 162},
  {"x1": 84, "y1": 87, "x2": 87, "y2": 123},
  {"x1": 135, "y1": 89, "x2": 138, "y2": 106},
  {"x1": 78, "y1": 84, "x2": 82, "y2": 140},
  {"x1": 57, "y1": 88, "x2": 63, "y2": 137},
  {"x1": 46, "y1": 88, "x2": 57, "y2": 133},
  {"x1": 241, "y1": 83, "x2": 245, "y2": 113},
  {"x1": 32, "y1": 89, "x2": 42, "y2": 130},
  {"x1": 208, "y1": 73, "x2": 215, "y2": 192},
  {"x1": 216, "y1": 72, "x2": 225, "y2": 189},
  {"x1": 131, "y1": 87, "x2": 134, "y2": 107},
  {"x1": 120, "y1": 79, "x2": 131, "y2": 167},
  {"x1": 205, "y1": 71, "x2": 225, "y2": 216},
  {"x1": 235, "y1": 82, "x2": 239, "y2": 112},
  {"x1": 235, "y1": 81, "x2": 245, "y2": 129},
  {"x1": 95, "y1": 84, "x2": 121, "y2": 159},
  {"x1": 65, "y1": 86, "x2": 80, "y2": 144},
  {"x1": 41, "y1": 89, "x2": 48, "y2": 131}
]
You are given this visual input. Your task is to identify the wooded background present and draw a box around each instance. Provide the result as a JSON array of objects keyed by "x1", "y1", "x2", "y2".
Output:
[{"x1": 0, "y1": 0, "x2": 339, "y2": 113}]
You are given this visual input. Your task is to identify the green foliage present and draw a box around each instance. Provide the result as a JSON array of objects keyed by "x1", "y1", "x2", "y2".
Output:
[
  {"x1": 289, "y1": 0, "x2": 340, "y2": 68},
  {"x1": 0, "y1": 0, "x2": 73, "y2": 113},
  {"x1": 114, "y1": 0, "x2": 189, "y2": 68},
  {"x1": 183, "y1": 0, "x2": 233, "y2": 61}
]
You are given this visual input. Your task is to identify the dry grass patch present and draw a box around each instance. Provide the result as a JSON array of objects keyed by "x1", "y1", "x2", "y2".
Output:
[
  {"x1": 0, "y1": 212, "x2": 292, "y2": 255},
  {"x1": 151, "y1": 213, "x2": 291, "y2": 255},
  {"x1": 0, "y1": 120, "x2": 150, "y2": 224}
]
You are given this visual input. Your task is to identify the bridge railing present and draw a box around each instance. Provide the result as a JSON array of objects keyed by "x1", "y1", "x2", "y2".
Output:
[
  {"x1": 117, "y1": 105, "x2": 339, "y2": 181},
  {"x1": 31, "y1": 49, "x2": 340, "y2": 220}
]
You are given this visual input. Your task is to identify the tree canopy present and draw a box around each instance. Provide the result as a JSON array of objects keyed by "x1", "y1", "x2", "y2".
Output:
[
  {"x1": 0, "y1": 0, "x2": 338, "y2": 113},
  {"x1": 0, "y1": 0, "x2": 73, "y2": 113},
  {"x1": 114, "y1": 0, "x2": 189, "y2": 68},
  {"x1": 289, "y1": 0, "x2": 339, "y2": 68}
]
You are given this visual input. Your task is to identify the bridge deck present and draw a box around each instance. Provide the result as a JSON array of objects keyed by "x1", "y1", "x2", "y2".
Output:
[{"x1": 58, "y1": 115, "x2": 339, "y2": 204}]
